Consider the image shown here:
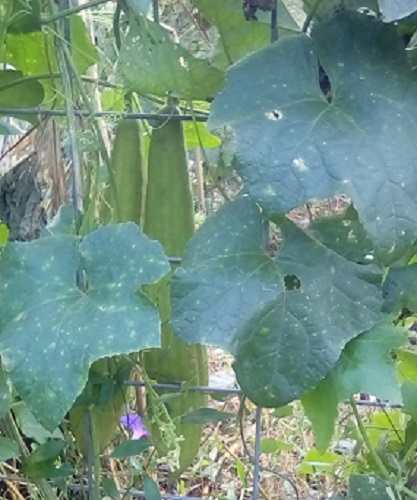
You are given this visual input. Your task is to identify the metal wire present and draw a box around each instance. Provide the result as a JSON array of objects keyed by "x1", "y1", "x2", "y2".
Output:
[
  {"x1": 124, "y1": 380, "x2": 243, "y2": 395},
  {"x1": 0, "y1": 476, "x2": 206, "y2": 500},
  {"x1": 123, "y1": 380, "x2": 403, "y2": 409},
  {"x1": 0, "y1": 107, "x2": 208, "y2": 122},
  {"x1": 69, "y1": 482, "x2": 206, "y2": 499}
]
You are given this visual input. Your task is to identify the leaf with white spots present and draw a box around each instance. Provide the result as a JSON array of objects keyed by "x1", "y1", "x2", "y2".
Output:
[
  {"x1": 0, "y1": 223, "x2": 169, "y2": 430},
  {"x1": 209, "y1": 12, "x2": 417, "y2": 265},
  {"x1": 119, "y1": 15, "x2": 224, "y2": 100},
  {"x1": 171, "y1": 197, "x2": 384, "y2": 407},
  {"x1": 348, "y1": 474, "x2": 394, "y2": 499},
  {"x1": 302, "y1": 322, "x2": 406, "y2": 451}
]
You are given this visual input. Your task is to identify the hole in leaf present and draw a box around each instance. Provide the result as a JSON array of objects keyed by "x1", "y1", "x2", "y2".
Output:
[
  {"x1": 76, "y1": 268, "x2": 89, "y2": 293},
  {"x1": 265, "y1": 109, "x2": 283, "y2": 121},
  {"x1": 284, "y1": 274, "x2": 301, "y2": 291},
  {"x1": 318, "y1": 64, "x2": 332, "y2": 103}
]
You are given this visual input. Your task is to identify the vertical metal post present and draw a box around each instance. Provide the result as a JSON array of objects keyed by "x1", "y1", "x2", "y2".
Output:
[
  {"x1": 152, "y1": 0, "x2": 159, "y2": 23},
  {"x1": 252, "y1": 407, "x2": 262, "y2": 500}
]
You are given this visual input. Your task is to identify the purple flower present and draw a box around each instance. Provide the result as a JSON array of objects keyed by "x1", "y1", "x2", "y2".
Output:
[{"x1": 120, "y1": 413, "x2": 150, "y2": 440}]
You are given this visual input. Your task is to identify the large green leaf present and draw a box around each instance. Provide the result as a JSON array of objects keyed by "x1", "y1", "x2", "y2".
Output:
[
  {"x1": 6, "y1": 15, "x2": 97, "y2": 75},
  {"x1": 382, "y1": 264, "x2": 417, "y2": 314},
  {"x1": 171, "y1": 197, "x2": 383, "y2": 407},
  {"x1": 0, "y1": 223, "x2": 169, "y2": 430},
  {"x1": 378, "y1": 0, "x2": 417, "y2": 21},
  {"x1": 209, "y1": 12, "x2": 417, "y2": 264},
  {"x1": 348, "y1": 474, "x2": 394, "y2": 499},
  {"x1": 302, "y1": 322, "x2": 405, "y2": 451},
  {"x1": 5, "y1": 15, "x2": 98, "y2": 100},
  {"x1": 0, "y1": 70, "x2": 44, "y2": 123},
  {"x1": 119, "y1": 15, "x2": 224, "y2": 100},
  {"x1": 7, "y1": 0, "x2": 41, "y2": 34},
  {"x1": 194, "y1": 0, "x2": 299, "y2": 69},
  {"x1": 302, "y1": 0, "x2": 379, "y2": 21}
]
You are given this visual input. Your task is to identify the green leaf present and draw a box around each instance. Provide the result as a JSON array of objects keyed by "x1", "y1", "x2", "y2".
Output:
[
  {"x1": 183, "y1": 122, "x2": 221, "y2": 149},
  {"x1": 0, "y1": 1, "x2": 13, "y2": 49},
  {"x1": 102, "y1": 476, "x2": 120, "y2": 498},
  {"x1": 194, "y1": 0, "x2": 299, "y2": 69},
  {"x1": 260, "y1": 437, "x2": 292, "y2": 453},
  {"x1": 101, "y1": 88, "x2": 125, "y2": 112},
  {"x1": 23, "y1": 460, "x2": 73, "y2": 480},
  {"x1": 302, "y1": 0, "x2": 379, "y2": 22},
  {"x1": 180, "y1": 407, "x2": 234, "y2": 424},
  {"x1": 236, "y1": 458, "x2": 247, "y2": 486},
  {"x1": 110, "y1": 438, "x2": 152, "y2": 458},
  {"x1": 0, "y1": 70, "x2": 44, "y2": 122},
  {"x1": 209, "y1": 12, "x2": 417, "y2": 264},
  {"x1": 0, "y1": 223, "x2": 169, "y2": 429},
  {"x1": 0, "y1": 436, "x2": 19, "y2": 461},
  {"x1": 12, "y1": 402, "x2": 64, "y2": 443},
  {"x1": 0, "y1": 370, "x2": 12, "y2": 418},
  {"x1": 144, "y1": 476, "x2": 161, "y2": 500},
  {"x1": 382, "y1": 264, "x2": 417, "y2": 314},
  {"x1": 348, "y1": 474, "x2": 394, "y2": 499},
  {"x1": 7, "y1": 0, "x2": 41, "y2": 34},
  {"x1": 27, "y1": 439, "x2": 66, "y2": 463},
  {"x1": 298, "y1": 450, "x2": 341, "y2": 475},
  {"x1": 271, "y1": 405, "x2": 292, "y2": 419},
  {"x1": 397, "y1": 349, "x2": 417, "y2": 382},
  {"x1": 171, "y1": 197, "x2": 383, "y2": 408},
  {"x1": 378, "y1": 0, "x2": 417, "y2": 22},
  {"x1": 5, "y1": 15, "x2": 97, "y2": 75},
  {"x1": 41, "y1": 205, "x2": 75, "y2": 237},
  {"x1": 0, "y1": 222, "x2": 9, "y2": 245},
  {"x1": 119, "y1": 15, "x2": 224, "y2": 100},
  {"x1": 4, "y1": 15, "x2": 98, "y2": 100},
  {"x1": 402, "y1": 381, "x2": 417, "y2": 422},
  {"x1": 302, "y1": 322, "x2": 405, "y2": 451}
]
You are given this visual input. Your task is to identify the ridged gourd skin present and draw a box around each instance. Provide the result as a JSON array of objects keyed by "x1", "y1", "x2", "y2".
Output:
[
  {"x1": 100, "y1": 118, "x2": 145, "y2": 225},
  {"x1": 143, "y1": 104, "x2": 208, "y2": 476},
  {"x1": 69, "y1": 118, "x2": 145, "y2": 455}
]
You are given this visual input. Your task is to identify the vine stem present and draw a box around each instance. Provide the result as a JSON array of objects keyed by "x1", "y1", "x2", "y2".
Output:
[
  {"x1": 302, "y1": 0, "x2": 324, "y2": 33},
  {"x1": 86, "y1": 410, "x2": 101, "y2": 500},
  {"x1": 42, "y1": 0, "x2": 110, "y2": 24},
  {"x1": 350, "y1": 397, "x2": 392, "y2": 481},
  {"x1": 59, "y1": 40, "x2": 122, "y2": 225},
  {"x1": 52, "y1": 0, "x2": 84, "y2": 228},
  {"x1": 237, "y1": 397, "x2": 299, "y2": 499},
  {"x1": 349, "y1": 397, "x2": 417, "y2": 500}
]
